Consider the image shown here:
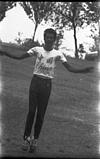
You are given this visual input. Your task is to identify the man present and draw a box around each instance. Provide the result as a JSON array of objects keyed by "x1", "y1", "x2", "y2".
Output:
[{"x1": 0, "y1": 28, "x2": 94, "y2": 153}]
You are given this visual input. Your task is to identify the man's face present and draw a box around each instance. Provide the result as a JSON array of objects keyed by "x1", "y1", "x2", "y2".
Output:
[{"x1": 44, "y1": 33, "x2": 55, "y2": 47}]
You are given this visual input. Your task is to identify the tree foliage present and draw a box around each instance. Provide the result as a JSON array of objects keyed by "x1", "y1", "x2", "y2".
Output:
[
  {"x1": 1, "y1": 2, "x2": 99, "y2": 56},
  {"x1": 50, "y1": 2, "x2": 99, "y2": 57},
  {"x1": 0, "y1": 1, "x2": 16, "y2": 21},
  {"x1": 19, "y1": 2, "x2": 99, "y2": 55},
  {"x1": 52, "y1": 2, "x2": 99, "y2": 28},
  {"x1": 19, "y1": 2, "x2": 56, "y2": 40}
]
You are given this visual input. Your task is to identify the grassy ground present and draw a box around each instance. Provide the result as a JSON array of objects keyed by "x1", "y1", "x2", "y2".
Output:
[{"x1": 0, "y1": 55, "x2": 100, "y2": 158}]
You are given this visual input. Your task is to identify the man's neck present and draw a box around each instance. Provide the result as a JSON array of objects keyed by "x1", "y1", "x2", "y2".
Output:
[{"x1": 43, "y1": 45, "x2": 54, "y2": 51}]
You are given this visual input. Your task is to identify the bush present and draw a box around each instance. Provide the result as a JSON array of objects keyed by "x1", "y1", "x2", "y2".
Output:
[
  {"x1": 85, "y1": 53, "x2": 98, "y2": 61},
  {"x1": 21, "y1": 39, "x2": 41, "y2": 50}
]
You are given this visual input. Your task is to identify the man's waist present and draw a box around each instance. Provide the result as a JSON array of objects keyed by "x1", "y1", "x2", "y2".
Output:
[{"x1": 33, "y1": 73, "x2": 53, "y2": 80}]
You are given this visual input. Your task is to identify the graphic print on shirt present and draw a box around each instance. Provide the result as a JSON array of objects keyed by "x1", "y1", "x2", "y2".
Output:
[
  {"x1": 46, "y1": 57, "x2": 54, "y2": 64},
  {"x1": 27, "y1": 46, "x2": 67, "y2": 78},
  {"x1": 34, "y1": 55, "x2": 54, "y2": 77}
]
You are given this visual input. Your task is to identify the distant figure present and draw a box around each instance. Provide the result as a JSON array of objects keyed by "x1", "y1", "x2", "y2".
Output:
[
  {"x1": 0, "y1": 28, "x2": 94, "y2": 153},
  {"x1": 78, "y1": 44, "x2": 86, "y2": 60}
]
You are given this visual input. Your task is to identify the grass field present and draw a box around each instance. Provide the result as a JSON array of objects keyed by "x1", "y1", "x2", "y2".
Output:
[{"x1": 0, "y1": 55, "x2": 100, "y2": 158}]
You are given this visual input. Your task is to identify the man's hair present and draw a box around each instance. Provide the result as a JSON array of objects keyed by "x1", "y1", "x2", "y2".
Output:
[{"x1": 44, "y1": 28, "x2": 57, "y2": 41}]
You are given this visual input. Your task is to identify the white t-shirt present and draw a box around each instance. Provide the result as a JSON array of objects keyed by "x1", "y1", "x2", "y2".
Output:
[{"x1": 27, "y1": 46, "x2": 67, "y2": 79}]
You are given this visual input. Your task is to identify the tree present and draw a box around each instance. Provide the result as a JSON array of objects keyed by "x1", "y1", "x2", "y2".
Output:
[
  {"x1": 54, "y1": 29, "x2": 64, "y2": 50},
  {"x1": 19, "y1": 2, "x2": 55, "y2": 41},
  {"x1": 50, "y1": 2, "x2": 99, "y2": 58},
  {"x1": 89, "y1": 31, "x2": 99, "y2": 53},
  {"x1": 0, "y1": 1, "x2": 16, "y2": 21}
]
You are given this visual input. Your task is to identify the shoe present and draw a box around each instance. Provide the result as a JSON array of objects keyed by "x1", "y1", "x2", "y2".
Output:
[
  {"x1": 21, "y1": 136, "x2": 31, "y2": 151},
  {"x1": 29, "y1": 136, "x2": 38, "y2": 153}
]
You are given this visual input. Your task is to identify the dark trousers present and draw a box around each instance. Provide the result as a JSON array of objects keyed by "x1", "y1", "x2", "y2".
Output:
[{"x1": 24, "y1": 75, "x2": 52, "y2": 140}]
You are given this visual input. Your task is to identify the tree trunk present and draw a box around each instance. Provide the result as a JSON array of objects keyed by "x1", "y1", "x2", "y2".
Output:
[
  {"x1": 73, "y1": 22, "x2": 78, "y2": 58},
  {"x1": 32, "y1": 22, "x2": 38, "y2": 41}
]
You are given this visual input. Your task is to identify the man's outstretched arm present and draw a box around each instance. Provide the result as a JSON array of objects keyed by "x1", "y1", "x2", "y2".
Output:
[
  {"x1": 0, "y1": 50, "x2": 30, "y2": 60},
  {"x1": 62, "y1": 61, "x2": 94, "y2": 73}
]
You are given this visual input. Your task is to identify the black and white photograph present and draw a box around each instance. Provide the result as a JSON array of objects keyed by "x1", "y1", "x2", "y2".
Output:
[{"x1": 0, "y1": 1, "x2": 99, "y2": 158}]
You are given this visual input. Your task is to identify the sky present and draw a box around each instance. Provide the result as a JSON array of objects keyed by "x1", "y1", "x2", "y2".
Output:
[
  {"x1": 0, "y1": 3, "x2": 50, "y2": 44},
  {"x1": 0, "y1": 3, "x2": 98, "y2": 54}
]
